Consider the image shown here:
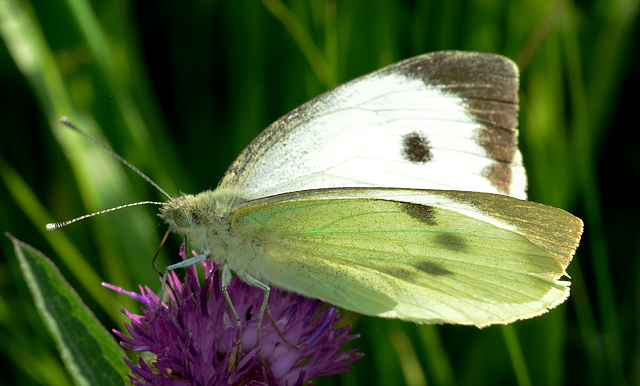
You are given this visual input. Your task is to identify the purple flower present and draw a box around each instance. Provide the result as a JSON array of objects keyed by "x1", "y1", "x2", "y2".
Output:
[{"x1": 104, "y1": 244, "x2": 362, "y2": 385}]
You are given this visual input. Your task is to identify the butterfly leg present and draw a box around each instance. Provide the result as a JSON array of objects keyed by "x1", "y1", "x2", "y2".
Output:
[
  {"x1": 220, "y1": 264, "x2": 244, "y2": 369},
  {"x1": 156, "y1": 253, "x2": 210, "y2": 309},
  {"x1": 239, "y1": 274, "x2": 272, "y2": 375}
]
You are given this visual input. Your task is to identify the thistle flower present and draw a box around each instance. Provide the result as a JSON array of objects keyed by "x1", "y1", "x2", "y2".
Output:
[{"x1": 104, "y1": 244, "x2": 362, "y2": 385}]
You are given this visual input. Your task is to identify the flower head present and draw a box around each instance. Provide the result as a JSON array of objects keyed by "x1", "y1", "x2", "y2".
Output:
[{"x1": 105, "y1": 244, "x2": 362, "y2": 385}]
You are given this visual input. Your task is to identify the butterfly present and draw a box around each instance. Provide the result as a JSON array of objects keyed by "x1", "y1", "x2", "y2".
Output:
[
  {"x1": 51, "y1": 51, "x2": 582, "y2": 328},
  {"x1": 156, "y1": 51, "x2": 583, "y2": 327}
]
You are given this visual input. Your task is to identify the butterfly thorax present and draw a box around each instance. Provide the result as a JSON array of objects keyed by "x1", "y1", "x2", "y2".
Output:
[{"x1": 159, "y1": 188, "x2": 249, "y2": 264}]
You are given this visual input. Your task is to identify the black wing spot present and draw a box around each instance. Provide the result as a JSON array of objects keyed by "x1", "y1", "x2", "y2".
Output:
[
  {"x1": 392, "y1": 261, "x2": 453, "y2": 280},
  {"x1": 398, "y1": 202, "x2": 437, "y2": 226},
  {"x1": 414, "y1": 261, "x2": 454, "y2": 276},
  {"x1": 402, "y1": 132, "x2": 432, "y2": 163},
  {"x1": 434, "y1": 233, "x2": 467, "y2": 251}
]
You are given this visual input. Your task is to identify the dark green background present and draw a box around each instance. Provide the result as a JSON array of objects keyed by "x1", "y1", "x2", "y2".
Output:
[{"x1": 1, "y1": 0, "x2": 638, "y2": 385}]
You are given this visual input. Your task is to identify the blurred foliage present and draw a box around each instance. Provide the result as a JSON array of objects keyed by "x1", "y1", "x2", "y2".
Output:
[{"x1": 0, "y1": 0, "x2": 638, "y2": 385}]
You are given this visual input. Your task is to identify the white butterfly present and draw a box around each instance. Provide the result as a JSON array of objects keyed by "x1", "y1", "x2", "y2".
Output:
[{"x1": 154, "y1": 51, "x2": 583, "y2": 327}]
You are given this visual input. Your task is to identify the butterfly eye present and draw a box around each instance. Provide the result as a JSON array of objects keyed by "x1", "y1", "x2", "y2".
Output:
[{"x1": 172, "y1": 209, "x2": 190, "y2": 227}]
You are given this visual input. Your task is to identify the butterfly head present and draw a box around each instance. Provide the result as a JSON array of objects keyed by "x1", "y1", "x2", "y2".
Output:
[{"x1": 159, "y1": 188, "x2": 248, "y2": 255}]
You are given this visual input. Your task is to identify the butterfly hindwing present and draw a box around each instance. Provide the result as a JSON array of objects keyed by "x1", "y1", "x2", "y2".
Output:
[
  {"x1": 219, "y1": 51, "x2": 526, "y2": 200},
  {"x1": 227, "y1": 188, "x2": 582, "y2": 326}
]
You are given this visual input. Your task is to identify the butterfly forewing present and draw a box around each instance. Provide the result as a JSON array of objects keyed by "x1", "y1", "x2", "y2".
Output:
[
  {"x1": 228, "y1": 188, "x2": 582, "y2": 327},
  {"x1": 219, "y1": 52, "x2": 526, "y2": 200}
]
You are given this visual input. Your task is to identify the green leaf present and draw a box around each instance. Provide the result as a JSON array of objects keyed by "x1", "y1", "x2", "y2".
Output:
[{"x1": 6, "y1": 233, "x2": 129, "y2": 386}]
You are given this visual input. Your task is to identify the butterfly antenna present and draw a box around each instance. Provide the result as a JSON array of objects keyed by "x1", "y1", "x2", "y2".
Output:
[
  {"x1": 46, "y1": 201, "x2": 165, "y2": 231},
  {"x1": 59, "y1": 117, "x2": 171, "y2": 200}
]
